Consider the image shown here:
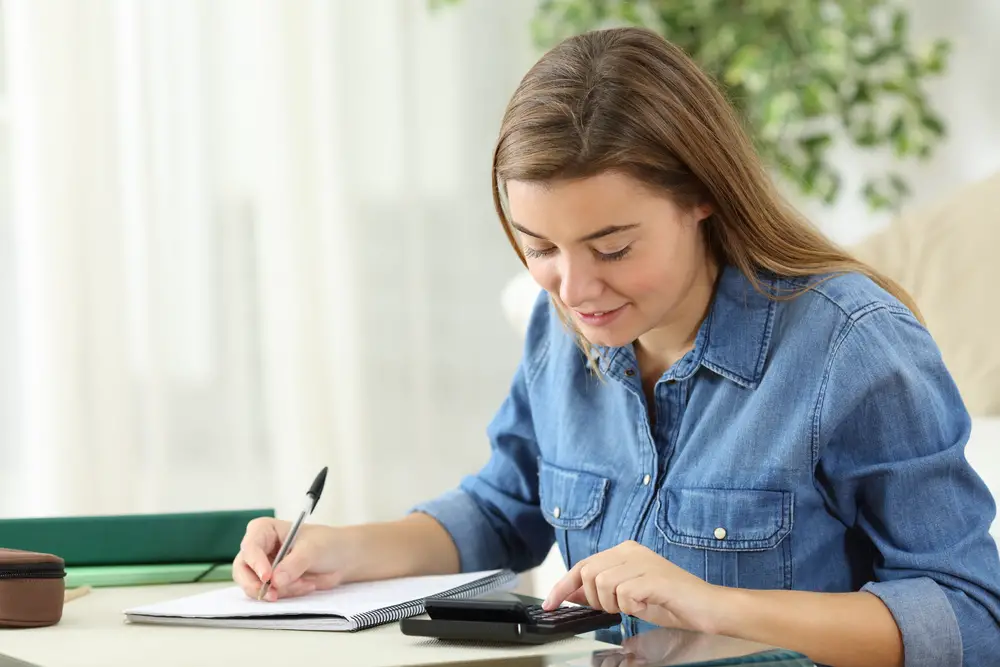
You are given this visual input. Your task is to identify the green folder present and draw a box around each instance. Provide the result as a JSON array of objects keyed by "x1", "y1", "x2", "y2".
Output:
[
  {"x1": 0, "y1": 509, "x2": 273, "y2": 567},
  {"x1": 65, "y1": 563, "x2": 234, "y2": 588}
]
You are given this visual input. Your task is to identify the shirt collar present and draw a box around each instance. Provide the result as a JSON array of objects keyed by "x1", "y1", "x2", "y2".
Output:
[
  {"x1": 698, "y1": 264, "x2": 777, "y2": 389},
  {"x1": 594, "y1": 264, "x2": 777, "y2": 389}
]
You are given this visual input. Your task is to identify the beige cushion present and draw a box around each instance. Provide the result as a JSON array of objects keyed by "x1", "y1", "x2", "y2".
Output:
[
  {"x1": 966, "y1": 417, "x2": 1000, "y2": 536},
  {"x1": 850, "y1": 170, "x2": 1000, "y2": 417}
]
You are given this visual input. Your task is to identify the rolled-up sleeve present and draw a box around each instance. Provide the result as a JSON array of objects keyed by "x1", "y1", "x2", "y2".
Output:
[
  {"x1": 816, "y1": 304, "x2": 1000, "y2": 667},
  {"x1": 412, "y1": 292, "x2": 555, "y2": 574}
]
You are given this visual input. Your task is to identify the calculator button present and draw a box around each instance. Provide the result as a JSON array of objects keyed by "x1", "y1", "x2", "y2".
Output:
[{"x1": 525, "y1": 605, "x2": 547, "y2": 621}]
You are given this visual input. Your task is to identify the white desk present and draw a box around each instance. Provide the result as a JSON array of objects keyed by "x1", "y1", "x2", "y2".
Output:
[
  {"x1": 1, "y1": 584, "x2": 803, "y2": 667},
  {"x1": 0, "y1": 583, "x2": 608, "y2": 667}
]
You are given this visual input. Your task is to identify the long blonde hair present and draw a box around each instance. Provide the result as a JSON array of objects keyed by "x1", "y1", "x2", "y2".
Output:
[{"x1": 491, "y1": 27, "x2": 921, "y2": 363}]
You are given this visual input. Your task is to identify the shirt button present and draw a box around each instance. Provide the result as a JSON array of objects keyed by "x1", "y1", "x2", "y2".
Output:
[
  {"x1": 553, "y1": 507, "x2": 561, "y2": 519},
  {"x1": 624, "y1": 368, "x2": 636, "y2": 377},
  {"x1": 642, "y1": 474, "x2": 651, "y2": 486},
  {"x1": 714, "y1": 527, "x2": 727, "y2": 540}
]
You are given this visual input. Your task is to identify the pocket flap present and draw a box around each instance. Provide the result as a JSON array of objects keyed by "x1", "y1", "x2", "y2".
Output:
[
  {"x1": 657, "y1": 487, "x2": 792, "y2": 550},
  {"x1": 538, "y1": 460, "x2": 610, "y2": 530}
]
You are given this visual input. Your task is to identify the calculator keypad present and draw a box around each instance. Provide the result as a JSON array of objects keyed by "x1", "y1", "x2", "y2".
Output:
[{"x1": 525, "y1": 604, "x2": 602, "y2": 624}]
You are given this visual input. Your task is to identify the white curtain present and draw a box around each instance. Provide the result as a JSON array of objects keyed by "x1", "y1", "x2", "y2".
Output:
[{"x1": 0, "y1": 0, "x2": 537, "y2": 525}]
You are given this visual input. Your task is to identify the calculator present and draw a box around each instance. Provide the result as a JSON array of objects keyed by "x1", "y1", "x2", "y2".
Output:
[{"x1": 399, "y1": 592, "x2": 622, "y2": 644}]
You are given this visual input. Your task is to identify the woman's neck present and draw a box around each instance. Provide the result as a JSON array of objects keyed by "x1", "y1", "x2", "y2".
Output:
[{"x1": 635, "y1": 259, "x2": 719, "y2": 377}]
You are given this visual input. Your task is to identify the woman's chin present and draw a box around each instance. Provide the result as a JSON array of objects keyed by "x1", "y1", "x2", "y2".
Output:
[{"x1": 580, "y1": 325, "x2": 634, "y2": 349}]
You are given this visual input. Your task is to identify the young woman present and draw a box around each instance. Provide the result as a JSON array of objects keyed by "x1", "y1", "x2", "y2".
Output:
[{"x1": 233, "y1": 27, "x2": 1000, "y2": 667}]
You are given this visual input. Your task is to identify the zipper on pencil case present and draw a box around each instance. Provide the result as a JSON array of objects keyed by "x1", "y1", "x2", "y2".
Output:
[{"x1": 0, "y1": 562, "x2": 66, "y2": 579}]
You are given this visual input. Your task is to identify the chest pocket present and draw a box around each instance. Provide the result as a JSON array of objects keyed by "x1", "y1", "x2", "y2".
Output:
[
  {"x1": 538, "y1": 459, "x2": 611, "y2": 569},
  {"x1": 655, "y1": 487, "x2": 793, "y2": 590}
]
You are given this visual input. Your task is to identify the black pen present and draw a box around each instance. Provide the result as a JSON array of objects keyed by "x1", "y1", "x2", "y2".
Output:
[{"x1": 257, "y1": 466, "x2": 328, "y2": 600}]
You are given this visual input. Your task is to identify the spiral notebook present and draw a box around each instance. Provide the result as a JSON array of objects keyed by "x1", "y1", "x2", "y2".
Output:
[{"x1": 123, "y1": 569, "x2": 516, "y2": 631}]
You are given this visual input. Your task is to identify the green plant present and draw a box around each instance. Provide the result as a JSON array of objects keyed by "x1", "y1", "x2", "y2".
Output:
[{"x1": 435, "y1": 0, "x2": 951, "y2": 212}]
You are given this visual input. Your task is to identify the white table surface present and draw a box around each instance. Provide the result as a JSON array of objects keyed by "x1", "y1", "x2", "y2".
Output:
[{"x1": 0, "y1": 583, "x2": 610, "y2": 667}]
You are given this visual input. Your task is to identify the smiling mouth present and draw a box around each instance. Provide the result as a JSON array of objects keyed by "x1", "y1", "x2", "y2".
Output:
[
  {"x1": 573, "y1": 304, "x2": 627, "y2": 325},
  {"x1": 577, "y1": 306, "x2": 624, "y2": 317}
]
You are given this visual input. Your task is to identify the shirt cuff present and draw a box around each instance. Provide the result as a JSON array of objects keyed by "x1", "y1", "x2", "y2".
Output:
[
  {"x1": 862, "y1": 577, "x2": 962, "y2": 667},
  {"x1": 410, "y1": 487, "x2": 508, "y2": 573}
]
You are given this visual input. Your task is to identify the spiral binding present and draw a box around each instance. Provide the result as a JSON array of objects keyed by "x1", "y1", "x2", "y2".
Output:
[{"x1": 348, "y1": 569, "x2": 517, "y2": 630}]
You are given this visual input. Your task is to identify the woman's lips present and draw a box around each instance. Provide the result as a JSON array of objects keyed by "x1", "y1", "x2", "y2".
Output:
[{"x1": 575, "y1": 304, "x2": 627, "y2": 327}]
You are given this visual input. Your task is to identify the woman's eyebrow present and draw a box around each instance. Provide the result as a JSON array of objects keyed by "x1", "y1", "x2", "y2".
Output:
[{"x1": 510, "y1": 222, "x2": 640, "y2": 243}]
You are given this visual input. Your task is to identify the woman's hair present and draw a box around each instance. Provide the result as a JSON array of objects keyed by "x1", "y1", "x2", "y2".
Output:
[{"x1": 491, "y1": 26, "x2": 922, "y2": 362}]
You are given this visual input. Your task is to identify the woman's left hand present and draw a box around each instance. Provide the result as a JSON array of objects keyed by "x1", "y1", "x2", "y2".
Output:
[{"x1": 543, "y1": 540, "x2": 725, "y2": 634}]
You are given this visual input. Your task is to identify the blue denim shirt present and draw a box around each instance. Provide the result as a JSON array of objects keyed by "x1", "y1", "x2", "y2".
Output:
[{"x1": 415, "y1": 265, "x2": 1000, "y2": 666}]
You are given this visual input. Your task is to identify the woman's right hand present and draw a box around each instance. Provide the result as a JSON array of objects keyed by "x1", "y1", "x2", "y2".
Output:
[{"x1": 232, "y1": 517, "x2": 350, "y2": 601}]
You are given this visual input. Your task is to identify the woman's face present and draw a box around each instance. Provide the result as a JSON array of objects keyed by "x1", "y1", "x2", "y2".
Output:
[{"x1": 506, "y1": 171, "x2": 713, "y2": 349}]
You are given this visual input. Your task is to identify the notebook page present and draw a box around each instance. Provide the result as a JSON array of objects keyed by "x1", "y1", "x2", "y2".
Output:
[
  {"x1": 313, "y1": 570, "x2": 505, "y2": 617},
  {"x1": 124, "y1": 569, "x2": 504, "y2": 620}
]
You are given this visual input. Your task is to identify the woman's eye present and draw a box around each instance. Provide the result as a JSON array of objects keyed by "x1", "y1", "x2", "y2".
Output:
[
  {"x1": 523, "y1": 245, "x2": 557, "y2": 259},
  {"x1": 596, "y1": 245, "x2": 632, "y2": 262}
]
